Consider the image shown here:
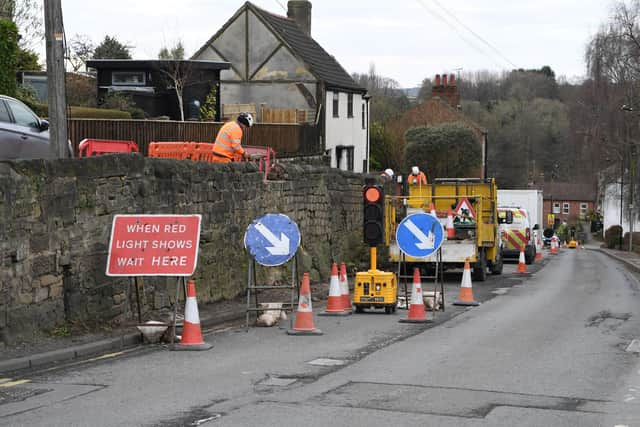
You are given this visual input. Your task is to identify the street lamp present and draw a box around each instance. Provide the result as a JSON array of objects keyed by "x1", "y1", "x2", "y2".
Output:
[{"x1": 621, "y1": 104, "x2": 635, "y2": 251}]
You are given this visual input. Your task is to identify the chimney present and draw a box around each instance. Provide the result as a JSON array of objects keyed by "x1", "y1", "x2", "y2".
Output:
[
  {"x1": 431, "y1": 72, "x2": 460, "y2": 108},
  {"x1": 288, "y1": 1, "x2": 312, "y2": 36}
]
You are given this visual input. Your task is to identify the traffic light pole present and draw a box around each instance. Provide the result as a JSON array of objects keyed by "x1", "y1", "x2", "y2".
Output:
[{"x1": 370, "y1": 246, "x2": 376, "y2": 271}]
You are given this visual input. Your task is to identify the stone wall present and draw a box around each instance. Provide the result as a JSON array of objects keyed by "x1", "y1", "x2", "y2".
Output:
[{"x1": 0, "y1": 156, "x2": 365, "y2": 344}]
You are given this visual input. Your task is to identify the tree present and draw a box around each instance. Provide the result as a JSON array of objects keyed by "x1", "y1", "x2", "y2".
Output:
[
  {"x1": 0, "y1": 18, "x2": 18, "y2": 96},
  {"x1": 93, "y1": 35, "x2": 132, "y2": 59},
  {"x1": 68, "y1": 34, "x2": 95, "y2": 72},
  {"x1": 0, "y1": 0, "x2": 43, "y2": 50},
  {"x1": 416, "y1": 77, "x2": 432, "y2": 104},
  {"x1": 404, "y1": 123, "x2": 481, "y2": 179},
  {"x1": 158, "y1": 41, "x2": 184, "y2": 60},
  {"x1": 16, "y1": 46, "x2": 39, "y2": 70}
]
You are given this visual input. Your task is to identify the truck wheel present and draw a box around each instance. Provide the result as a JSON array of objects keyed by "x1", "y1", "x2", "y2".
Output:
[
  {"x1": 355, "y1": 305, "x2": 364, "y2": 314},
  {"x1": 473, "y1": 250, "x2": 487, "y2": 282},
  {"x1": 491, "y1": 250, "x2": 503, "y2": 275},
  {"x1": 525, "y1": 245, "x2": 535, "y2": 265}
]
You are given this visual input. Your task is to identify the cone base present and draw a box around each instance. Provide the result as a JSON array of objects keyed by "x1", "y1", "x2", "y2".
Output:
[
  {"x1": 287, "y1": 328, "x2": 323, "y2": 336},
  {"x1": 172, "y1": 342, "x2": 213, "y2": 351},
  {"x1": 399, "y1": 318, "x2": 432, "y2": 324},
  {"x1": 453, "y1": 300, "x2": 480, "y2": 306},
  {"x1": 514, "y1": 271, "x2": 532, "y2": 276},
  {"x1": 318, "y1": 310, "x2": 352, "y2": 316}
]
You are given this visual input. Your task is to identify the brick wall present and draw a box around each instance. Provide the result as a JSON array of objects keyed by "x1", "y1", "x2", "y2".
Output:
[{"x1": 0, "y1": 156, "x2": 365, "y2": 343}]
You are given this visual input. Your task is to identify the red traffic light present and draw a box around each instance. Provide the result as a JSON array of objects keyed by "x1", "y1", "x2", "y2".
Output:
[{"x1": 364, "y1": 186, "x2": 382, "y2": 203}]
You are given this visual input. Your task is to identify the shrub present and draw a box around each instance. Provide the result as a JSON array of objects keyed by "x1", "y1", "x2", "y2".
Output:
[
  {"x1": 34, "y1": 104, "x2": 132, "y2": 119},
  {"x1": 0, "y1": 20, "x2": 18, "y2": 97},
  {"x1": 604, "y1": 225, "x2": 622, "y2": 249}
]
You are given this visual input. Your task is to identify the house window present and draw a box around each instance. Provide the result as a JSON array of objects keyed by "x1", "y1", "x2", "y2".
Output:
[
  {"x1": 347, "y1": 93, "x2": 353, "y2": 118},
  {"x1": 580, "y1": 203, "x2": 588, "y2": 216},
  {"x1": 361, "y1": 103, "x2": 366, "y2": 129},
  {"x1": 563, "y1": 202, "x2": 570, "y2": 214},
  {"x1": 553, "y1": 202, "x2": 560, "y2": 214},
  {"x1": 333, "y1": 92, "x2": 339, "y2": 118},
  {"x1": 112, "y1": 71, "x2": 145, "y2": 86},
  {"x1": 336, "y1": 145, "x2": 354, "y2": 171}
]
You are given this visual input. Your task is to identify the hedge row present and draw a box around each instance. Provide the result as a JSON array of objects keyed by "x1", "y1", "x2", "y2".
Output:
[{"x1": 31, "y1": 103, "x2": 132, "y2": 120}]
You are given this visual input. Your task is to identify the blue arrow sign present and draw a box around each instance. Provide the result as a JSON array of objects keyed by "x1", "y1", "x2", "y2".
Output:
[
  {"x1": 396, "y1": 213, "x2": 445, "y2": 258},
  {"x1": 244, "y1": 214, "x2": 300, "y2": 266}
]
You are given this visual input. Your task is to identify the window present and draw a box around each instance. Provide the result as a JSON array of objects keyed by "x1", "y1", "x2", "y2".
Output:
[
  {"x1": 552, "y1": 202, "x2": 560, "y2": 214},
  {"x1": 6, "y1": 99, "x2": 39, "y2": 128},
  {"x1": 347, "y1": 93, "x2": 353, "y2": 118},
  {"x1": 332, "y1": 92, "x2": 339, "y2": 117},
  {"x1": 0, "y1": 101, "x2": 10, "y2": 123},
  {"x1": 563, "y1": 202, "x2": 570, "y2": 214},
  {"x1": 580, "y1": 203, "x2": 588, "y2": 216},
  {"x1": 112, "y1": 71, "x2": 145, "y2": 86},
  {"x1": 361, "y1": 103, "x2": 366, "y2": 129}
]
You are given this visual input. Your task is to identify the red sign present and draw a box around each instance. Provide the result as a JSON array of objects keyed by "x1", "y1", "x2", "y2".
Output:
[
  {"x1": 106, "y1": 215, "x2": 201, "y2": 276},
  {"x1": 454, "y1": 198, "x2": 476, "y2": 219}
]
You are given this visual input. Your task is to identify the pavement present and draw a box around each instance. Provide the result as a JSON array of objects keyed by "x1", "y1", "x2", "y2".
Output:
[{"x1": 2, "y1": 241, "x2": 639, "y2": 375}]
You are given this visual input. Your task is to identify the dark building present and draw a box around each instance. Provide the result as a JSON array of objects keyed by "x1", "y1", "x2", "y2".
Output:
[{"x1": 85, "y1": 59, "x2": 230, "y2": 121}]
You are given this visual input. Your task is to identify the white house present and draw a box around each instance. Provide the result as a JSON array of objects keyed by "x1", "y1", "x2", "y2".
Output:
[{"x1": 192, "y1": 0, "x2": 370, "y2": 172}]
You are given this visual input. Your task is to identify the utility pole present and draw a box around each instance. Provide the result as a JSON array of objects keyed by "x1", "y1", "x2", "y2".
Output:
[{"x1": 44, "y1": 0, "x2": 68, "y2": 158}]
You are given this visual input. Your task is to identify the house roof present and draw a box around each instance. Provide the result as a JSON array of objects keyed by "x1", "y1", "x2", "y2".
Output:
[
  {"x1": 543, "y1": 182, "x2": 597, "y2": 202},
  {"x1": 86, "y1": 59, "x2": 230, "y2": 71},
  {"x1": 194, "y1": 2, "x2": 365, "y2": 93}
]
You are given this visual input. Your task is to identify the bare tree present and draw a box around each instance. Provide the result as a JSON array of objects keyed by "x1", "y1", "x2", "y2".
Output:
[
  {"x1": 157, "y1": 41, "x2": 190, "y2": 121},
  {"x1": 67, "y1": 33, "x2": 94, "y2": 72},
  {"x1": 0, "y1": 0, "x2": 43, "y2": 49}
]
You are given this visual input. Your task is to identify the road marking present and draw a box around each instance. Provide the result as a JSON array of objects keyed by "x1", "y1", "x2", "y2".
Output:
[
  {"x1": 0, "y1": 379, "x2": 31, "y2": 387},
  {"x1": 85, "y1": 351, "x2": 124, "y2": 362},
  {"x1": 308, "y1": 358, "x2": 346, "y2": 366}
]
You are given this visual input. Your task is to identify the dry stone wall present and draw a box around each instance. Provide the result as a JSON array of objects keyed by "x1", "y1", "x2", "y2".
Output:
[{"x1": 0, "y1": 156, "x2": 365, "y2": 344}]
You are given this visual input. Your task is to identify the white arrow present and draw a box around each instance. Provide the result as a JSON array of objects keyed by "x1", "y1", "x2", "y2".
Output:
[
  {"x1": 254, "y1": 222, "x2": 290, "y2": 255},
  {"x1": 405, "y1": 219, "x2": 435, "y2": 250}
]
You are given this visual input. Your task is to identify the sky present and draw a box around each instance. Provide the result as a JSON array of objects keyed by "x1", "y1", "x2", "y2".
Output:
[{"x1": 51, "y1": 0, "x2": 614, "y2": 88}]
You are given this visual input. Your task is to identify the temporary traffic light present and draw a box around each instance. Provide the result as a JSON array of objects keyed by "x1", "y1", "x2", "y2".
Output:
[{"x1": 363, "y1": 184, "x2": 385, "y2": 245}]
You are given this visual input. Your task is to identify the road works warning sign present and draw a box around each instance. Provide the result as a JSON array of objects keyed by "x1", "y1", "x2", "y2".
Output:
[{"x1": 106, "y1": 214, "x2": 201, "y2": 276}]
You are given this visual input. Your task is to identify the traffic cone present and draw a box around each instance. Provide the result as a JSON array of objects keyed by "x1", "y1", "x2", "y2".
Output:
[
  {"x1": 551, "y1": 238, "x2": 558, "y2": 255},
  {"x1": 288, "y1": 273, "x2": 323, "y2": 335},
  {"x1": 453, "y1": 258, "x2": 480, "y2": 306},
  {"x1": 339, "y1": 262, "x2": 352, "y2": 313},
  {"x1": 174, "y1": 280, "x2": 213, "y2": 351},
  {"x1": 446, "y1": 208, "x2": 455, "y2": 239},
  {"x1": 399, "y1": 268, "x2": 431, "y2": 323},
  {"x1": 515, "y1": 247, "x2": 530, "y2": 274},
  {"x1": 429, "y1": 202, "x2": 437, "y2": 217},
  {"x1": 319, "y1": 263, "x2": 350, "y2": 316},
  {"x1": 535, "y1": 238, "x2": 543, "y2": 261}
]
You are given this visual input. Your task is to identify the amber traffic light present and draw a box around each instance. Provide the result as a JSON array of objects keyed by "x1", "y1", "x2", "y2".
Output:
[{"x1": 363, "y1": 184, "x2": 384, "y2": 245}]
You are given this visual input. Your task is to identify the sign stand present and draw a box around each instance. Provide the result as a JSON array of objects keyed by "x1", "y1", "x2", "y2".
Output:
[
  {"x1": 169, "y1": 277, "x2": 187, "y2": 350},
  {"x1": 243, "y1": 213, "x2": 301, "y2": 330},
  {"x1": 245, "y1": 255, "x2": 297, "y2": 330},
  {"x1": 396, "y1": 250, "x2": 444, "y2": 313}
]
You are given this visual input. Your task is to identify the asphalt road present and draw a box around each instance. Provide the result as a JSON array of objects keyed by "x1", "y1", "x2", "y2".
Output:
[{"x1": 2, "y1": 249, "x2": 640, "y2": 426}]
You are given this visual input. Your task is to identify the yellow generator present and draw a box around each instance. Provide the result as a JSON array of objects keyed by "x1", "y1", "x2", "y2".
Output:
[{"x1": 353, "y1": 248, "x2": 397, "y2": 314}]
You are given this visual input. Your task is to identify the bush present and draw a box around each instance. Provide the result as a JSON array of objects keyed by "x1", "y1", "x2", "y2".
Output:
[
  {"x1": 33, "y1": 104, "x2": 132, "y2": 119},
  {"x1": 0, "y1": 20, "x2": 18, "y2": 97},
  {"x1": 604, "y1": 225, "x2": 622, "y2": 249}
]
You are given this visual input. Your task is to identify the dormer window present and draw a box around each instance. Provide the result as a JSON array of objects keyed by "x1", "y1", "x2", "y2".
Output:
[{"x1": 112, "y1": 71, "x2": 146, "y2": 86}]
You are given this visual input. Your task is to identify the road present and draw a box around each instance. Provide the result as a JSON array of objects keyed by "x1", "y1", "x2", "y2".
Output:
[{"x1": 2, "y1": 248, "x2": 640, "y2": 426}]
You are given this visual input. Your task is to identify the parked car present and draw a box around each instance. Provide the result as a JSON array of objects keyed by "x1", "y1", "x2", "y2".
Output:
[{"x1": 0, "y1": 95, "x2": 71, "y2": 160}]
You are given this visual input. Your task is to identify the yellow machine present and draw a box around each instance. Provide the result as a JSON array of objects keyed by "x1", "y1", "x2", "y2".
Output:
[
  {"x1": 385, "y1": 178, "x2": 503, "y2": 281},
  {"x1": 353, "y1": 247, "x2": 398, "y2": 313}
]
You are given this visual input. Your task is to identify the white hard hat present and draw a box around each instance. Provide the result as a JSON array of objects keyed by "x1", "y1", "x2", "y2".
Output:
[
  {"x1": 384, "y1": 168, "x2": 394, "y2": 177},
  {"x1": 411, "y1": 166, "x2": 419, "y2": 175}
]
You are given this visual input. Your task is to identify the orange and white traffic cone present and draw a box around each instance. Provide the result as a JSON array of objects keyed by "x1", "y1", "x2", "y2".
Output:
[
  {"x1": 174, "y1": 280, "x2": 213, "y2": 351},
  {"x1": 535, "y1": 238, "x2": 543, "y2": 261},
  {"x1": 399, "y1": 268, "x2": 431, "y2": 323},
  {"x1": 429, "y1": 202, "x2": 437, "y2": 217},
  {"x1": 446, "y1": 208, "x2": 455, "y2": 239},
  {"x1": 320, "y1": 263, "x2": 350, "y2": 316},
  {"x1": 288, "y1": 273, "x2": 323, "y2": 335},
  {"x1": 515, "y1": 247, "x2": 530, "y2": 274},
  {"x1": 453, "y1": 258, "x2": 479, "y2": 306},
  {"x1": 339, "y1": 262, "x2": 352, "y2": 313},
  {"x1": 550, "y1": 238, "x2": 558, "y2": 255}
]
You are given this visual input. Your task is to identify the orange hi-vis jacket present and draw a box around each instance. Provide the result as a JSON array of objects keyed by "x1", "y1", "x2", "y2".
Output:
[
  {"x1": 409, "y1": 171, "x2": 427, "y2": 185},
  {"x1": 213, "y1": 121, "x2": 245, "y2": 161}
]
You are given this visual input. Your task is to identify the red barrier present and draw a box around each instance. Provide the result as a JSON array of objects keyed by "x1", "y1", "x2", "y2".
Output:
[{"x1": 78, "y1": 139, "x2": 139, "y2": 157}]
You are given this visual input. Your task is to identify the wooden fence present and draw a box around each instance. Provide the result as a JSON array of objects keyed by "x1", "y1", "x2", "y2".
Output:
[{"x1": 67, "y1": 119, "x2": 320, "y2": 157}]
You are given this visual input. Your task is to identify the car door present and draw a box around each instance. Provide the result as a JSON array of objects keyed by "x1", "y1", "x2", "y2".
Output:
[
  {"x1": 0, "y1": 99, "x2": 21, "y2": 159},
  {"x1": 5, "y1": 98, "x2": 50, "y2": 159}
]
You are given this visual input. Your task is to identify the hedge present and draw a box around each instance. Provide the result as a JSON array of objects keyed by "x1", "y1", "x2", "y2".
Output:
[
  {"x1": 0, "y1": 20, "x2": 18, "y2": 97},
  {"x1": 31, "y1": 103, "x2": 132, "y2": 119}
]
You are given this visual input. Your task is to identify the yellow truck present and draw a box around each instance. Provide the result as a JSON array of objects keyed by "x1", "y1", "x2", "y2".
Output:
[{"x1": 385, "y1": 178, "x2": 503, "y2": 281}]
